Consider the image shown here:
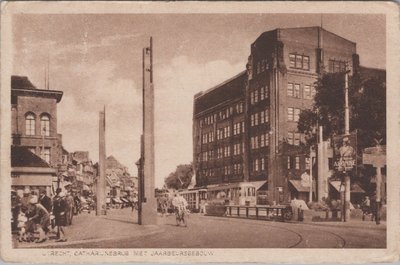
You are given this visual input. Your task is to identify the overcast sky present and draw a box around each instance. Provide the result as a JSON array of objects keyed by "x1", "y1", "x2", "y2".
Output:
[{"x1": 12, "y1": 14, "x2": 385, "y2": 187}]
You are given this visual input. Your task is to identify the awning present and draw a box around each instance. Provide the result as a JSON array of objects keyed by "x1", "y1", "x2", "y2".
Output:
[
  {"x1": 289, "y1": 180, "x2": 316, "y2": 193},
  {"x1": 248, "y1": 181, "x2": 267, "y2": 191},
  {"x1": 329, "y1": 181, "x2": 365, "y2": 193}
]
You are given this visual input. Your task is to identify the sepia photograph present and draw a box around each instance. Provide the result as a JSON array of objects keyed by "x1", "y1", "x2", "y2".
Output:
[{"x1": 1, "y1": 1, "x2": 399, "y2": 263}]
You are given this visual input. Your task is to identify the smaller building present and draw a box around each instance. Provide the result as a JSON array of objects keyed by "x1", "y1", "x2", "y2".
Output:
[{"x1": 11, "y1": 145, "x2": 57, "y2": 196}]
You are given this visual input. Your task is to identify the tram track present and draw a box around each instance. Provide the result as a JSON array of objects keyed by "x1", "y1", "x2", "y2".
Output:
[{"x1": 202, "y1": 215, "x2": 347, "y2": 248}]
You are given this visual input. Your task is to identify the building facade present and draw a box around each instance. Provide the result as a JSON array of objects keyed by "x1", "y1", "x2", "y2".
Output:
[
  {"x1": 193, "y1": 27, "x2": 359, "y2": 204},
  {"x1": 11, "y1": 76, "x2": 64, "y2": 167},
  {"x1": 11, "y1": 75, "x2": 64, "y2": 194}
]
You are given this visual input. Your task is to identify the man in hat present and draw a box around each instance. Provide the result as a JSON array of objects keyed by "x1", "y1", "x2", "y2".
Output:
[
  {"x1": 39, "y1": 188, "x2": 52, "y2": 213},
  {"x1": 29, "y1": 195, "x2": 50, "y2": 243},
  {"x1": 53, "y1": 188, "x2": 68, "y2": 242}
]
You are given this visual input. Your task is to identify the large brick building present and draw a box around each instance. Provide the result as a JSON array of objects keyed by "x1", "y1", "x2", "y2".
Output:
[
  {"x1": 193, "y1": 27, "x2": 360, "y2": 204},
  {"x1": 11, "y1": 75, "x2": 64, "y2": 193}
]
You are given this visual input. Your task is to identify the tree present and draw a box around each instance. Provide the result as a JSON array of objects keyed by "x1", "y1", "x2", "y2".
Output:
[
  {"x1": 297, "y1": 71, "x2": 386, "y2": 151},
  {"x1": 164, "y1": 164, "x2": 193, "y2": 190}
]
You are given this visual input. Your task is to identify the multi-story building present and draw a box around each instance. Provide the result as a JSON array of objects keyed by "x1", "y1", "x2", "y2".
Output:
[
  {"x1": 11, "y1": 75, "x2": 64, "y2": 194},
  {"x1": 11, "y1": 75, "x2": 64, "y2": 166},
  {"x1": 193, "y1": 27, "x2": 360, "y2": 204}
]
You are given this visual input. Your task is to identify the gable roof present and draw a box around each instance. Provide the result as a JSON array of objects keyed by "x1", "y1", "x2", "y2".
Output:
[{"x1": 11, "y1": 146, "x2": 50, "y2": 168}]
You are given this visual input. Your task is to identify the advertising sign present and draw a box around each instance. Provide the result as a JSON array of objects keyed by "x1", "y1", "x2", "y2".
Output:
[{"x1": 332, "y1": 133, "x2": 357, "y2": 172}]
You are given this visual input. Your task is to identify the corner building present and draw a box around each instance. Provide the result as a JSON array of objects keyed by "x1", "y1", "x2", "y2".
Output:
[{"x1": 193, "y1": 27, "x2": 359, "y2": 204}]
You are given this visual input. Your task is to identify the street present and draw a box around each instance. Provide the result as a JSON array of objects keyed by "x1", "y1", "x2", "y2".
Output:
[{"x1": 15, "y1": 208, "x2": 386, "y2": 249}]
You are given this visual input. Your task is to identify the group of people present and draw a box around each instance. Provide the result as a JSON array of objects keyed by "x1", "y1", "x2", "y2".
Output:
[{"x1": 11, "y1": 187, "x2": 70, "y2": 243}]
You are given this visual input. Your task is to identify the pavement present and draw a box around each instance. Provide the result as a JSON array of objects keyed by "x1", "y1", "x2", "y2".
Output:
[
  {"x1": 14, "y1": 208, "x2": 163, "y2": 248},
  {"x1": 14, "y1": 208, "x2": 386, "y2": 249}
]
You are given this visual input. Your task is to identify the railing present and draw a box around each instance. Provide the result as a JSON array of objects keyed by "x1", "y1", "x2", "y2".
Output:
[{"x1": 225, "y1": 205, "x2": 292, "y2": 222}]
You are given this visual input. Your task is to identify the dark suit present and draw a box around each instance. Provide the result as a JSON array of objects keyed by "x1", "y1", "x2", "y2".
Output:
[{"x1": 39, "y1": 194, "x2": 53, "y2": 213}]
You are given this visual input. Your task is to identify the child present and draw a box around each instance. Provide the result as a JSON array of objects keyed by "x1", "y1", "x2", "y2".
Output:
[{"x1": 17, "y1": 212, "x2": 27, "y2": 242}]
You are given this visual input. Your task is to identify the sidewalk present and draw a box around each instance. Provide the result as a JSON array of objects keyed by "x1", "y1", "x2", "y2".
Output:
[{"x1": 14, "y1": 208, "x2": 164, "y2": 248}]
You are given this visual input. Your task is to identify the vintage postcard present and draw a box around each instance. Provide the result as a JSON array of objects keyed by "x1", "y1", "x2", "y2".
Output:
[{"x1": 1, "y1": 1, "x2": 399, "y2": 263}]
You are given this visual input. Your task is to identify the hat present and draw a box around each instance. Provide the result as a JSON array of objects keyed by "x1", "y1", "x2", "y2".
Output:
[
  {"x1": 343, "y1": 137, "x2": 349, "y2": 142},
  {"x1": 29, "y1": 195, "x2": 38, "y2": 204},
  {"x1": 23, "y1": 187, "x2": 30, "y2": 194}
]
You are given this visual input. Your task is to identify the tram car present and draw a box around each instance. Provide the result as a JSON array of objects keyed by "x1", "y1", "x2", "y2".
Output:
[
  {"x1": 207, "y1": 182, "x2": 257, "y2": 206},
  {"x1": 178, "y1": 188, "x2": 207, "y2": 212}
]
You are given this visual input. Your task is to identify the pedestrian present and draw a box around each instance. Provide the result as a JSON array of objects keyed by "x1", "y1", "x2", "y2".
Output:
[
  {"x1": 361, "y1": 196, "x2": 371, "y2": 221},
  {"x1": 29, "y1": 195, "x2": 50, "y2": 243},
  {"x1": 172, "y1": 192, "x2": 188, "y2": 227},
  {"x1": 370, "y1": 192, "x2": 378, "y2": 222},
  {"x1": 53, "y1": 188, "x2": 68, "y2": 242},
  {"x1": 39, "y1": 188, "x2": 52, "y2": 213},
  {"x1": 65, "y1": 190, "x2": 75, "y2": 225}
]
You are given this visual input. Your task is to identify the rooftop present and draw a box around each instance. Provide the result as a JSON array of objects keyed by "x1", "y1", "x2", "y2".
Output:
[{"x1": 11, "y1": 145, "x2": 50, "y2": 168}]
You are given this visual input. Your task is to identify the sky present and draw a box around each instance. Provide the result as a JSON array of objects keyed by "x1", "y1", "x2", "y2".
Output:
[{"x1": 12, "y1": 13, "x2": 385, "y2": 188}]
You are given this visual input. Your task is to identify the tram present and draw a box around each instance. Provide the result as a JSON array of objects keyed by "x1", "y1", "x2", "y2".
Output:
[
  {"x1": 178, "y1": 188, "x2": 207, "y2": 212},
  {"x1": 207, "y1": 182, "x2": 257, "y2": 206}
]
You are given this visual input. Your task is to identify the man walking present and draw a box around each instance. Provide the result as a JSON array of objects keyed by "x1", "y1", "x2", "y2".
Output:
[
  {"x1": 53, "y1": 188, "x2": 68, "y2": 242},
  {"x1": 39, "y1": 188, "x2": 52, "y2": 213}
]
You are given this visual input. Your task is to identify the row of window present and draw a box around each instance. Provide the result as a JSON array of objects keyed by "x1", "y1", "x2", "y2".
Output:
[
  {"x1": 287, "y1": 83, "x2": 316, "y2": 99},
  {"x1": 217, "y1": 126, "x2": 231, "y2": 140},
  {"x1": 250, "y1": 86, "x2": 269, "y2": 105},
  {"x1": 250, "y1": 109, "x2": 269, "y2": 127},
  {"x1": 328, "y1": 59, "x2": 348, "y2": 73},
  {"x1": 255, "y1": 59, "x2": 269, "y2": 75},
  {"x1": 288, "y1": 107, "x2": 301, "y2": 122},
  {"x1": 202, "y1": 132, "x2": 214, "y2": 144},
  {"x1": 250, "y1": 133, "x2": 270, "y2": 149},
  {"x1": 233, "y1": 121, "x2": 245, "y2": 135},
  {"x1": 289, "y1": 53, "x2": 310, "y2": 70},
  {"x1": 252, "y1": 157, "x2": 266, "y2": 172},
  {"x1": 200, "y1": 163, "x2": 244, "y2": 178},
  {"x1": 288, "y1": 156, "x2": 301, "y2": 170},
  {"x1": 287, "y1": 132, "x2": 305, "y2": 146},
  {"x1": 25, "y1": 113, "x2": 51, "y2": 136},
  {"x1": 199, "y1": 102, "x2": 244, "y2": 128}
]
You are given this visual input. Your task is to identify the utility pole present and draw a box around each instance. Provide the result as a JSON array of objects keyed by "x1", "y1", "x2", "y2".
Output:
[
  {"x1": 344, "y1": 68, "x2": 351, "y2": 222},
  {"x1": 309, "y1": 146, "x2": 313, "y2": 202},
  {"x1": 141, "y1": 37, "x2": 157, "y2": 225},
  {"x1": 96, "y1": 106, "x2": 107, "y2": 216}
]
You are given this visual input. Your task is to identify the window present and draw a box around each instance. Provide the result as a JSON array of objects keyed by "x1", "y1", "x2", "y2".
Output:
[
  {"x1": 305, "y1": 157, "x2": 310, "y2": 170},
  {"x1": 261, "y1": 158, "x2": 265, "y2": 171},
  {"x1": 302, "y1": 56, "x2": 310, "y2": 70},
  {"x1": 241, "y1": 121, "x2": 245, "y2": 133},
  {"x1": 260, "y1": 86, "x2": 266, "y2": 100},
  {"x1": 260, "y1": 111, "x2": 265, "y2": 124},
  {"x1": 25, "y1": 113, "x2": 35, "y2": 136},
  {"x1": 265, "y1": 132, "x2": 269, "y2": 146},
  {"x1": 250, "y1": 91, "x2": 255, "y2": 105},
  {"x1": 254, "y1": 90, "x2": 259, "y2": 103},
  {"x1": 329, "y1": 59, "x2": 347, "y2": 73},
  {"x1": 254, "y1": 113, "x2": 259, "y2": 126},
  {"x1": 43, "y1": 148, "x2": 50, "y2": 164},
  {"x1": 41, "y1": 114, "x2": 50, "y2": 136},
  {"x1": 254, "y1": 159, "x2": 259, "y2": 172},
  {"x1": 255, "y1": 136, "x2": 259, "y2": 149},
  {"x1": 295, "y1": 55, "x2": 302, "y2": 69},
  {"x1": 303, "y1": 85, "x2": 311, "y2": 99},
  {"x1": 234, "y1": 123, "x2": 241, "y2": 135},
  {"x1": 287, "y1": 156, "x2": 291, "y2": 169},
  {"x1": 288, "y1": 107, "x2": 294, "y2": 121},
  {"x1": 289, "y1": 54, "x2": 295, "y2": 68},
  {"x1": 287, "y1": 83, "x2": 294, "y2": 97},
  {"x1": 294, "y1": 84, "x2": 301, "y2": 98},
  {"x1": 289, "y1": 53, "x2": 310, "y2": 71},
  {"x1": 295, "y1": 156, "x2": 300, "y2": 170},
  {"x1": 251, "y1": 114, "x2": 255, "y2": 127},
  {"x1": 294, "y1": 108, "x2": 301, "y2": 122},
  {"x1": 311, "y1": 86, "x2": 316, "y2": 98},
  {"x1": 288, "y1": 132, "x2": 294, "y2": 145},
  {"x1": 264, "y1": 109, "x2": 269, "y2": 123}
]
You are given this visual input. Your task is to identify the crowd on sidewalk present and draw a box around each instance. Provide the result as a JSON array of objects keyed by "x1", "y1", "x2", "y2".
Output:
[{"x1": 11, "y1": 187, "x2": 94, "y2": 244}]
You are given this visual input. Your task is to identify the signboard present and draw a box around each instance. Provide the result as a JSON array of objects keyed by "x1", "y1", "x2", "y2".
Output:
[
  {"x1": 332, "y1": 133, "x2": 357, "y2": 172},
  {"x1": 363, "y1": 146, "x2": 386, "y2": 167}
]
